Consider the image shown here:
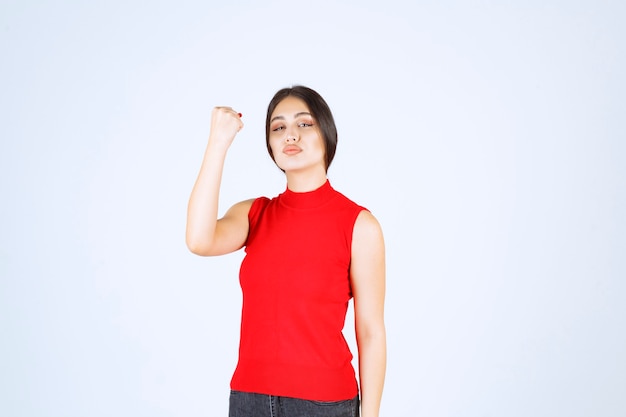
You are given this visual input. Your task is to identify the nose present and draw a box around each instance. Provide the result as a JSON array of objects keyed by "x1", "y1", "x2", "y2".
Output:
[{"x1": 285, "y1": 130, "x2": 299, "y2": 143}]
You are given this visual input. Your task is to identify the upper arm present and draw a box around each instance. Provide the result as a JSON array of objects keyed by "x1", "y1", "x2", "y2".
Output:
[
  {"x1": 350, "y1": 210, "x2": 386, "y2": 338},
  {"x1": 200, "y1": 198, "x2": 254, "y2": 256}
]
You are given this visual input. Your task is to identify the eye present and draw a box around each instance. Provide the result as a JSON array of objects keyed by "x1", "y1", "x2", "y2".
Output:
[
  {"x1": 272, "y1": 125, "x2": 285, "y2": 132},
  {"x1": 298, "y1": 121, "x2": 314, "y2": 128}
]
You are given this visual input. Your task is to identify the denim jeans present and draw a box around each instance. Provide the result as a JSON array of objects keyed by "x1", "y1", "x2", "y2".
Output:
[{"x1": 228, "y1": 390, "x2": 360, "y2": 417}]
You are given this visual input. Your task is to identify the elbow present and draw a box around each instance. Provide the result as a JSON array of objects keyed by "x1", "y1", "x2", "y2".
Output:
[
  {"x1": 356, "y1": 322, "x2": 386, "y2": 346},
  {"x1": 185, "y1": 232, "x2": 213, "y2": 256},
  {"x1": 185, "y1": 238, "x2": 202, "y2": 255},
  {"x1": 186, "y1": 240, "x2": 202, "y2": 255}
]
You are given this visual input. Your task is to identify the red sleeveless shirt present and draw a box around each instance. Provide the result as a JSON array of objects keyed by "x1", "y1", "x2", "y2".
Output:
[{"x1": 230, "y1": 180, "x2": 366, "y2": 401}]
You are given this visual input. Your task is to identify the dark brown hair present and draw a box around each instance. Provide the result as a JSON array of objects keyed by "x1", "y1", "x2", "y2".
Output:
[{"x1": 265, "y1": 85, "x2": 338, "y2": 171}]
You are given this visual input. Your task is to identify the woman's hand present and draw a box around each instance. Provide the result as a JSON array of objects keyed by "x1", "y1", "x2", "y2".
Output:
[
  {"x1": 208, "y1": 106, "x2": 244, "y2": 150},
  {"x1": 186, "y1": 105, "x2": 249, "y2": 256}
]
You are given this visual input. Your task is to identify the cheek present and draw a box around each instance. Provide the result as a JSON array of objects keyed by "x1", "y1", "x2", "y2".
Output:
[
  {"x1": 269, "y1": 138, "x2": 282, "y2": 157},
  {"x1": 313, "y1": 135, "x2": 326, "y2": 154}
]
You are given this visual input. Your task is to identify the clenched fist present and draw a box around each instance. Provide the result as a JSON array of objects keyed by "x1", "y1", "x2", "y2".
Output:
[{"x1": 208, "y1": 106, "x2": 244, "y2": 150}]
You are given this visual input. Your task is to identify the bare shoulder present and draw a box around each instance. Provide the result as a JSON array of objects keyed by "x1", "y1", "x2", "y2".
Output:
[
  {"x1": 234, "y1": 198, "x2": 257, "y2": 210},
  {"x1": 353, "y1": 210, "x2": 384, "y2": 243},
  {"x1": 218, "y1": 197, "x2": 256, "y2": 233},
  {"x1": 351, "y1": 209, "x2": 385, "y2": 305},
  {"x1": 222, "y1": 198, "x2": 255, "y2": 221},
  {"x1": 352, "y1": 210, "x2": 385, "y2": 265},
  {"x1": 202, "y1": 198, "x2": 256, "y2": 256}
]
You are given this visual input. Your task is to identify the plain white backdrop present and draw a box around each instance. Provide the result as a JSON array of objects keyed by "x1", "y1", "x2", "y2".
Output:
[{"x1": 1, "y1": 0, "x2": 624, "y2": 416}]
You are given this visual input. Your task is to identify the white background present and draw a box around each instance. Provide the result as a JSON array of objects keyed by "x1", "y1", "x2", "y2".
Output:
[{"x1": 1, "y1": 1, "x2": 624, "y2": 416}]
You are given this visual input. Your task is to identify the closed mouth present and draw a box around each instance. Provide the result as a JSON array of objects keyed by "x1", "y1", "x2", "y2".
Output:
[{"x1": 282, "y1": 145, "x2": 302, "y2": 155}]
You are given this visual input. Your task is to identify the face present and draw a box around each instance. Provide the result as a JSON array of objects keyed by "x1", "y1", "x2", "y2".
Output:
[{"x1": 268, "y1": 96, "x2": 326, "y2": 174}]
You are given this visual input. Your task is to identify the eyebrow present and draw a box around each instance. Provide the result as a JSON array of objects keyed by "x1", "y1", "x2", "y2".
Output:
[{"x1": 270, "y1": 112, "x2": 312, "y2": 123}]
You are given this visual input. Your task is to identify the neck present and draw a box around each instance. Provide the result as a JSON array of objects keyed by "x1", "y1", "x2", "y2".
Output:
[{"x1": 285, "y1": 169, "x2": 328, "y2": 192}]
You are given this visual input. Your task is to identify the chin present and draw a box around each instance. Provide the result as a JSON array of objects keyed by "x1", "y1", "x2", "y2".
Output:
[
  {"x1": 274, "y1": 157, "x2": 325, "y2": 174},
  {"x1": 275, "y1": 159, "x2": 303, "y2": 172}
]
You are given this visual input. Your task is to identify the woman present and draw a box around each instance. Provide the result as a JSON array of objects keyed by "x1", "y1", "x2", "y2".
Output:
[{"x1": 186, "y1": 86, "x2": 386, "y2": 417}]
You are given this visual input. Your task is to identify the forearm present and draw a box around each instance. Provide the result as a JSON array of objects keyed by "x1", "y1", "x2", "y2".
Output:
[
  {"x1": 185, "y1": 142, "x2": 228, "y2": 254},
  {"x1": 358, "y1": 329, "x2": 387, "y2": 417}
]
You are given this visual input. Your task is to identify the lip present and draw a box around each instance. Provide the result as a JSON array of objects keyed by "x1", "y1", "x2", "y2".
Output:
[{"x1": 282, "y1": 145, "x2": 302, "y2": 155}]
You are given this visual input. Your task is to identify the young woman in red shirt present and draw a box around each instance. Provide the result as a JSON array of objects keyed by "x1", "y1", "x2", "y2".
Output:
[{"x1": 186, "y1": 86, "x2": 386, "y2": 417}]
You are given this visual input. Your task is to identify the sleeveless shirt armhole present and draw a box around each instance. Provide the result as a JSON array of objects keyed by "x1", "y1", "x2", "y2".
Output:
[
  {"x1": 347, "y1": 205, "x2": 369, "y2": 251},
  {"x1": 353, "y1": 206, "x2": 370, "y2": 225},
  {"x1": 247, "y1": 197, "x2": 270, "y2": 230}
]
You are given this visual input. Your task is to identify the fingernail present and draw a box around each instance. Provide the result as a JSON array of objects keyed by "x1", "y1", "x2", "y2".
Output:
[{"x1": 238, "y1": 113, "x2": 242, "y2": 118}]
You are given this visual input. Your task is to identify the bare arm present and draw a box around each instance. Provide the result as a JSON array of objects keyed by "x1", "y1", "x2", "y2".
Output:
[
  {"x1": 186, "y1": 107, "x2": 251, "y2": 256},
  {"x1": 351, "y1": 210, "x2": 386, "y2": 417}
]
